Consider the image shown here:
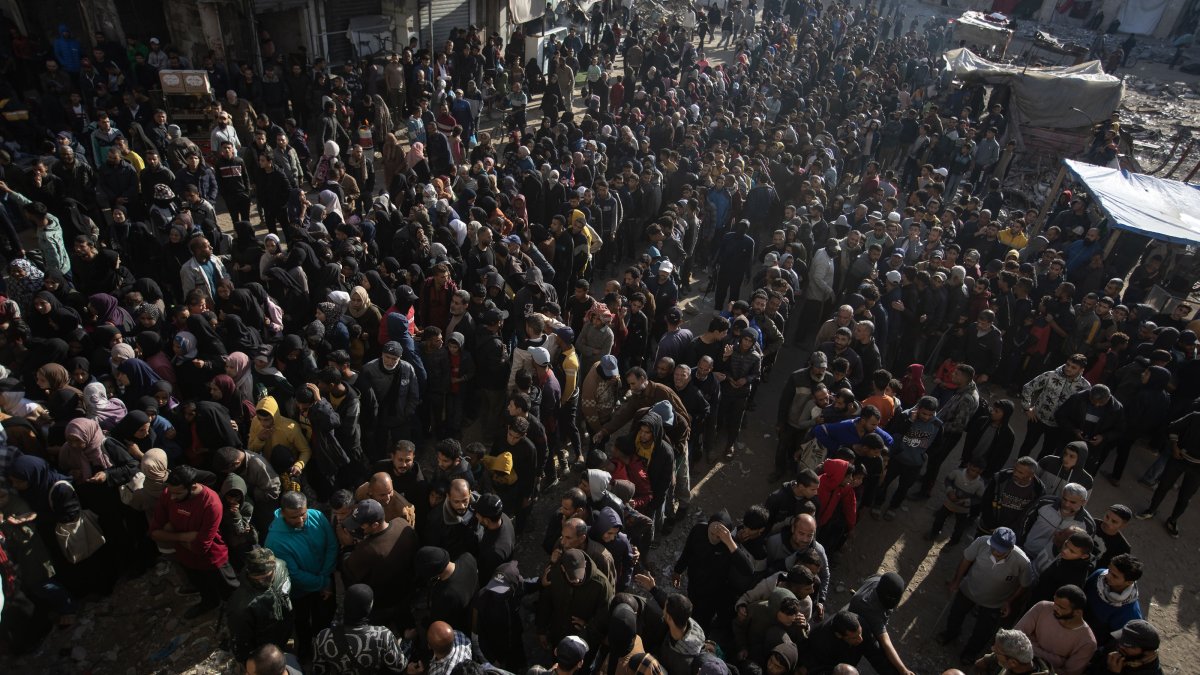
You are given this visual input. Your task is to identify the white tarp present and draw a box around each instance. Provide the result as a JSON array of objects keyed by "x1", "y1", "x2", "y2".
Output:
[
  {"x1": 510, "y1": 0, "x2": 546, "y2": 23},
  {"x1": 1118, "y1": 0, "x2": 1169, "y2": 36},
  {"x1": 943, "y1": 48, "x2": 1123, "y2": 129},
  {"x1": 1063, "y1": 159, "x2": 1200, "y2": 246},
  {"x1": 952, "y1": 11, "x2": 1013, "y2": 54}
]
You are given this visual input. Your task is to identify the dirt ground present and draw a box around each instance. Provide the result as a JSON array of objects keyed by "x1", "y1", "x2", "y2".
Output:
[{"x1": 8, "y1": 3, "x2": 1200, "y2": 672}]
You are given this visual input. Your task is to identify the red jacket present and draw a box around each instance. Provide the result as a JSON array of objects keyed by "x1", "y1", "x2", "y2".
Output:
[
  {"x1": 816, "y1": 459, "x2": 858, "y2": 530},
  {"x1": 149, "y1": 485, "x2": 228, "y2": 570},
  {"x1": 610, "y1": 456, "x2": 653, "y2": 511}
]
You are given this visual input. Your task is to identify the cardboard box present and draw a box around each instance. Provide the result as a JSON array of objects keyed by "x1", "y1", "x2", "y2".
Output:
[{"x1": 159, "y1": 70, "x2": 212, "y2": 95}]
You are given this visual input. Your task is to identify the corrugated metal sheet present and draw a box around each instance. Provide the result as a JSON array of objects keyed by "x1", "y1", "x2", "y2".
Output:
[
  {"x1": 324, "y1": 0, "x2": 382, "y2": 62},
  {"x1": 427, "y1": 0, "x2": 470, "y2": 47}
]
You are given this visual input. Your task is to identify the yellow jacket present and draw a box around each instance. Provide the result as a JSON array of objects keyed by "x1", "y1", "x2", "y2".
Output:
[
  {"x1": 559, "y1": 347, "x2": 580, "y2": 401},
  {"x1": 247, "y1": 395, "x2": 311, "y2": 473}
]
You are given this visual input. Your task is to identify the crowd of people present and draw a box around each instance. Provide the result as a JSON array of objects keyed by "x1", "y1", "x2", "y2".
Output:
[{"x1": 0, "y1": 0, "x2": 1189, "y2": 674}]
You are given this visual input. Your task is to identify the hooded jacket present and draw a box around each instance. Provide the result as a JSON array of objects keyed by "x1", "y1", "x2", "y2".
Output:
[
  {"x1": 1038, "y1": 441, "x2": 1094, "y2": 496},
  {"x1": 964, "y1": 400, "x2": 1017, "y2": 476},
  {"x1": 614, "y1": 412, "x2": 675, "y2": 513},
  {"x1": 264, "y1": 507, "x2": 337, "y2": 596},
  {"x1": 1022, "y1": 365, "x2": 1092, "y2": 427},
  {"x1": 248, "y1": 396, "x2": 311, "y2": 472},
  {"x1": 592, "y1": 506, "x2": 635, "y2": 590},
  {"x1": 220, "y1": 470, "x2": 263, "y2": 550},
  {"x1": 1121, "y1": 365, "x2": 1172, "y2": 435},
  {"x1": 225, "y1": 557, "x2": 293, "y2": 660},
  {"x1": 815, "y1": 458, "x2": 857, "y2": 529}
]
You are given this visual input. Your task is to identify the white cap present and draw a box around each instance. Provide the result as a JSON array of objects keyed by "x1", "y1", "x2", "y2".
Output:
[
  {"x1": 888, "y1": 211, "x2": 902, "y2": 223},
  {"x1": 150, "y1": 37, "x2": 160, "y2": 44},
  {"x1": 934, "y1": 167, "x2": 949, "y2": 177},
  {"x1": 530, "y1": 347, "x2": 551, "y2": 366},
  {"x1": 885, "y1": 270, "x2": 902, "y2": 283},
  {"x1": 658, "y1": 261, "x2": 674, "y2": 273}
]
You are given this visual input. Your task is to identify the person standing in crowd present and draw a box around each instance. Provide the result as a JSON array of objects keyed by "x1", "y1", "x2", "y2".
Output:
[{"x1": 0, "y1": 12, "x2": 1184, "y2": 675}]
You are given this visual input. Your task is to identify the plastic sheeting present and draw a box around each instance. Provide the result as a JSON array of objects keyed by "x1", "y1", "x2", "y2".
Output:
[
  {"x1": 1063, "y1": 159, "x2": 1200, "y2": 246},
  {"x1": 1117, "y1": 0, "x2": 1169, "y2": 36},
  {"x1": 953, "y1": 12, "x2": 1014, "y2": 55},
  {"x1": 510, "y1": 0, "x2": 546, "y2": 23},
  {"x1": 943, "y1": 48, "x2": 1124, "y2": 128}
]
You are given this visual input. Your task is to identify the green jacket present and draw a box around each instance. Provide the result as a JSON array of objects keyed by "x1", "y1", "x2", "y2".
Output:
[
  {"x1": 225, "y1": 558, "x2": 294, "y2": 660},
  {"x1": 10, "y1": 191, "x2": 70, "y2": 274},
  {"x1": 536, "y1": 556, "x2": 614, "y2": 646}
]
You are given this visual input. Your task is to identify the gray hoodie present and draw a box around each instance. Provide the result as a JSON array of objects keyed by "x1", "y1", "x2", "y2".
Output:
[{"x1": 658, "y1": 617, "x2": 706, "y2": 675}]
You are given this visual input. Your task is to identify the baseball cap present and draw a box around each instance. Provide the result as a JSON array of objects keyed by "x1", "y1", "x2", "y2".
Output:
[
  {"x1": 382, "y1": 341, "x2": 403, "y2": 357},
  {"x1": 343, "y1": 499, "x2": 385, "y2": 531},
  {"x1": 149, "y1": 37, "x2": 160, "y2": 44},
  {"x1": 658, "y1": 260, "x2": 674, "y2": 273},
  {"x1": 1112, "y1": 620, "x2": 1159, "y2": 651},
  {"x1": 868, "y1": 211, "x2": 883, "y2": 220},
  {"x1": 503, "y1": 234, "x2": 522, "y2": 245},
  {"x1": 556, "y1": 636, "x2": 589, "y2": 669},
  {"x1": 989, "y1": 527, "x2": 1016, "y2": 553},
  {"x1": 888, "y1": 211, "x2": 902, "y2": 223},
  {"x1": 666, "y1": 307, "x2": 683, "y2": 323},
  {"x1": 891, "y1": 248, "x2": 906, "y2": 259},
  {"x1": 599, "y1": 355, "x2": 619, "y2": 378},
  {"x1": 530, "y1": 346, "x2": 551, "y2": 366},
  {"x1": 475, "y1": 493, "x2": 504, "y2": 519},
  {"x1": 886, "y1": 270, "x2": 902, "y2": 283},
  {"x1": 562, "y1": 548, "x2": 587, "y2": 583},
  {"x1": 555, "y1": 326, "x2": 576, "y2": 343},
  {"x1": 481, "y1": 307, "x2": 509, "y2": 324},
  {"x1": 934, "y1": 167, "x2": 949, "y2": 177}
]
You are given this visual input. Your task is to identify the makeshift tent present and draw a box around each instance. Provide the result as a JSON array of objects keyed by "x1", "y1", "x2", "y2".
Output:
[
  {"x1": 942, "y1": 48, "x2": 1124, "y2": 129},
  {"x1": 1063, "y1": 158, "x2": 1200, "y2": 245}
]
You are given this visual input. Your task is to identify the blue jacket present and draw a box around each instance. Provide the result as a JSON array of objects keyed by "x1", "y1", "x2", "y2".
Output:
[
  {"x1": 54, "y1": 28, "x2": 82, "y2": 73},
  {"x1": 1084, "y1": 568, "x2": 1143, "y2": 638},
  {"x1": 812, "y1": 417, "x2": 894, "y2": 452},
  {"x1": 265, "y1": 508, "x2": 337, "y2": 596}
]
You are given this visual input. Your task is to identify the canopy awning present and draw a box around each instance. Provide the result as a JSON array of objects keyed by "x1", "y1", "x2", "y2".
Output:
[{"x1": 1063, "y1": 159, "x2": 1200, "y2": 246}]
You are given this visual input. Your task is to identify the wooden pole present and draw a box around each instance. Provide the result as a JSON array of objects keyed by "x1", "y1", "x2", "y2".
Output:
[
  {"x1": 1031, "y1": 163, "x2": 1067, "y2": 239},
  {"x1": 1102, "y1": 228, "x2": 1122, "y2": 257}
]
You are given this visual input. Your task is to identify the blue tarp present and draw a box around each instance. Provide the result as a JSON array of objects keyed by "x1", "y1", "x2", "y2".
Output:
[{"x1": 1063, "y1": 159, "x2": 1200, "y2": 246}]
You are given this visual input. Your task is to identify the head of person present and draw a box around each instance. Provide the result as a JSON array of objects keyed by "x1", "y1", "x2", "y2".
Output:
[
  {"x1": 1052, "y1": 584, "x2": 1087, "y2": 623},
  {"x1": 1105, "y1": 554, "x2": 1143, "y2": 593},
  {"x1": 990, "y1": 629, "x2": 1036, "y2": 672},
  {"x1": 279, "y1": 491, "x2": 309, "y2": 529}
]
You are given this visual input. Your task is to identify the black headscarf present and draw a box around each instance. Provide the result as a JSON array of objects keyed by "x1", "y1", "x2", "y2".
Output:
[
  {"x1": 186, "y1": 313, "x2": 228, "y2": 359},
  {"x1": 363, "y1": 270, "x2": 394, "y2": 309},
  {"x1": 27, "y1": 291, "x2": 81, "y2": 338},
  {"x1": 220, "y1": 313, "x2": 262, "y2": 354},
  {"x1": 111, "y1": 409, "x2": 152, "y2": 446},
  {"x1": 225, "y1": 288, "x2": 267, "y2": 334}
]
